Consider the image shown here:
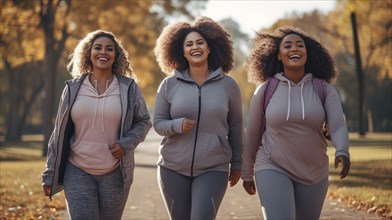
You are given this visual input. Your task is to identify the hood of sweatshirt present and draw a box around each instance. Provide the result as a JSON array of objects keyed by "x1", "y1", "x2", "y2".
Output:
[
  {"x1": 173, "y1": 67, "x2": 225, "y2": 84},
  {"x1": 274, "y1": 72, "x2": 314, "y2": 121}
]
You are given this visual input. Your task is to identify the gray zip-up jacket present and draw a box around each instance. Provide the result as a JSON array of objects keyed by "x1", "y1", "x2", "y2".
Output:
[
  {"x1": 153, "y1": 68, "x2": 244, "y2": 177},
  {"x1": 42, "y1": 73, "x2": 151, "y2": 199}
]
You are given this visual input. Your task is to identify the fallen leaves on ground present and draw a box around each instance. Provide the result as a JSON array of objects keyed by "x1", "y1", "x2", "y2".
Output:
[
  {"x1": 328, "y1": 191, "x2": 392, "y2": 219},
  {"x1": 0, "y1": 161, "x2": 66, "y2": 220}
]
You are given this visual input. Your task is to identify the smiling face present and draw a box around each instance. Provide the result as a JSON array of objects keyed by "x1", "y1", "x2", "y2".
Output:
[
  {"x1": 278, "y1": 34, "x2": 307, "y2": 73},
  {"x1": 183, "y1": 31, "x2": 210, "y2": 67},
  {"x1": 90, "y1": 36, "x2": 116, "y2": 72}
]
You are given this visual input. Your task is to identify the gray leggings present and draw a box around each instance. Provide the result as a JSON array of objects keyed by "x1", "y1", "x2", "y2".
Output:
[
  {"x1": 255, "y1": 169, "x2": 328, "y2": 220},
  {"x1": 157, "y1": 166, "x2": 228, "y2": 220},
  {"x1": 63, "y1": 162, "x2": 129, "y2": 220}
]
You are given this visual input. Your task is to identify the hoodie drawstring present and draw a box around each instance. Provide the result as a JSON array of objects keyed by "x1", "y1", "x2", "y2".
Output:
[
  {"x1": 101, "y1": 80, "x2": 109, "y2": 132},
  {"x1": 91, "y1": 79, "x2": 109, "y2": 132},
  {"x1": 286, "y1": 81, "x2": 306, "y2": 121},
  {"x1": 286, "y1": 81, "x2": 291, "y2": 121},
  {"x1": 92, "y1": 80, "x2": 99, "y2": 129},
  {"x1": 300, "y1": 83, "x2": 305, "y2": 120}
]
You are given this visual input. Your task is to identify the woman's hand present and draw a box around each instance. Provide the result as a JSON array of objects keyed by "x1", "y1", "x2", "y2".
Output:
[
  {"x1": 335, "y1": 155, "x2": 351, "y2": 179},
  {"x1": 182, "y1": 118, "x2": 197, "y2": 134},
  {"x1": 243, "y1": 180, "x2": 256, "y2": 195},
  {"x1": 109, "y1": 143, "x2": 125, "y2": 159},
  {"x1": 43, "y1": 185, "x2": 51, "y2": 196},
  {"x1": 228, "y1": 170, "x2": 241, "y2": 187}
]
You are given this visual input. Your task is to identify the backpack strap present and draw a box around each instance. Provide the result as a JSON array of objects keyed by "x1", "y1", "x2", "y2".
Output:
[
  {"x1": 263, "y1": 77, "x2": 279, "y2": 112},
  {"x1": 312, "y1": 78, "x2": 331, "y2": 140},
  {"x1": 259, "y1": 77, "x2": 279, "y2": 145},
  {"x1": 312, "y1": 78, "x2": 326, "y2": 104}
]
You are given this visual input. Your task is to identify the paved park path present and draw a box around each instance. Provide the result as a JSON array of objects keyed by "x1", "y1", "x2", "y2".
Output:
[{"x1": 59, "y1": 130, "x2": 381, "y2": 220}]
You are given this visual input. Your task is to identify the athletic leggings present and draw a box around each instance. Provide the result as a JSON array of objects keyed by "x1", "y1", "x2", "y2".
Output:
[
  {"x1": 255, "y1": 169, "x2": 328, "y2": 220},
  {"x1": 63, "y1": 162, "x2": 129, "y2": 220},
  {"x1": 157, "y1": 166, "x2": 228, "y2": 220}
]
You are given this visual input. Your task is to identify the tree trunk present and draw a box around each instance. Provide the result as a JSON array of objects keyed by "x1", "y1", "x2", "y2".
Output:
[
  {"x1": 5, "y1": 63, "x2": 22, "y2": 141},
  {"x1": 40, "y1": 0, "x2": 70, "y2": 156},
  {"x1": 350, "y1": 12, "x2": 366, "y2": 136}
]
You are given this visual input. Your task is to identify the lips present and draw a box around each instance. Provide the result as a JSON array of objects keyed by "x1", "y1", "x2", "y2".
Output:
[
  {"x1": 191, "y1": 52, "x2": 202, "y2": 57},
  {"x1": 289, "y1": 54, "x2": 301, "y2": 60},
  {"x1": 97, "y1": 57, "x2": 109, "y2": 61}
]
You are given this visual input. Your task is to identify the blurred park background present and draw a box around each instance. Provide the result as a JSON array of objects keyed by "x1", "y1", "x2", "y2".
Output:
[{"x1": 0, "y1": 0, "x2": 391, "y2": 219}]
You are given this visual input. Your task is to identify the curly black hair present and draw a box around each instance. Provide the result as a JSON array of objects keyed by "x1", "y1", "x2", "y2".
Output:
[
  {"x1": 154, "y1": 16, "x2": 234, "y2": 75},
  {"x1": 245, "y1": 26, "x2": 336, "y2": 84}
]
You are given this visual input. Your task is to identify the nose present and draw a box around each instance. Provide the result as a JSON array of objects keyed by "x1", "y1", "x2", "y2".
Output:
[{"x1": 290, "y1": 46, "x2": 298, "y2": 52}]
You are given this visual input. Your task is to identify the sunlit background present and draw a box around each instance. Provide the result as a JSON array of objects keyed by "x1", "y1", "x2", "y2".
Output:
[{"x1": 1, "y1": 0, "x2": 390, "y2": 145}]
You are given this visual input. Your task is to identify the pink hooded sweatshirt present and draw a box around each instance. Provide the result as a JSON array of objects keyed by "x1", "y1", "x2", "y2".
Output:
[
  {"x1": 242, "y1": 73, "x2": 349, "y2": 185},
  {"x1": 69, "y1": 75, "x2": 121, "y2": 175}
]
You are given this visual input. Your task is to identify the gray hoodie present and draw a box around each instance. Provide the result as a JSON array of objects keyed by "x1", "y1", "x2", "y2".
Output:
[
  {"x1": 153, "y1": 67, "x2": 244, "y2": 177},
  {"x1": 242, "y1": 73, "x2": 349, "y2": 185},
  {"x1": 42, "y1": 73, "x2": 151, "y2": 199}
]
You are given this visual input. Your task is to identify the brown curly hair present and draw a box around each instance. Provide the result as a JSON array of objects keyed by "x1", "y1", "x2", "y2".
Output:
[
  {"x1": 154, "y1": 16, "x2": 234, "y2": 75},
  {"x1": 245, "y1": 26, "x2": 336, "y2": 84},
  {"x1": 67, "y1": 30, "x2": 132, "y2": 78}
]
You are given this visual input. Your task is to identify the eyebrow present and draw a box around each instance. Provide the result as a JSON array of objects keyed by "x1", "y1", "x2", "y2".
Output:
[
  {"x1": 184, "y1": 38, "x2": 205, "y2": 44},
  {"x1": 282, "y1": 40, "x2": 304, "y2": 44},
  {"x1": 93, "y1": 43, "x2": 114, "y2": 47}
]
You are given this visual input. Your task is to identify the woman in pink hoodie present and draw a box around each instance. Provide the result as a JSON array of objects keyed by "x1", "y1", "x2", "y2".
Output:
[
  {"x1": 241, "y1": 26, "x2": 350, "y2": 219},
  {"x1": 42, "y1": 30, "x2": 151, "y2": 219}
]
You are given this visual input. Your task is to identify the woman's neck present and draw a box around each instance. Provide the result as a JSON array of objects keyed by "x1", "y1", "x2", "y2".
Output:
[
  {"x1": 90, "y1": 69, "x2": 113, "y2": 81},
  {"x1": 89, "y1": 70, "x2": 114, "y2": 95},
  {"x1": 189, "y1": 65, "x2": 210, "y2": 86},
  {"x1": 282, "y1": 70, "x2": 305, "y2": 84}
]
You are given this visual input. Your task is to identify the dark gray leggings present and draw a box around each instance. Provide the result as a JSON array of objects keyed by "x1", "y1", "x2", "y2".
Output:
[
  {"x1": 157, "y1": 166, "x2": 228, "y2": 220},
  {"x1": 255, "y1": 169, "x2": 328, "y2": 220},
  {"x1": 63, "y1": 162, "x2": 129, "y2": 220}
]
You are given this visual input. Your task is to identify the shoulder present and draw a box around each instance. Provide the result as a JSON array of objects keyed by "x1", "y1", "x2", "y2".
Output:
[
  {"x1": 253, "y1": 81, "x2": 268, "y2": 96},
  {"x1": 221, "y1": 74, "x2": 239, "y2": 86},
  {"x1": 116, "y1": 74, "x2": 135, "y2": 84}
]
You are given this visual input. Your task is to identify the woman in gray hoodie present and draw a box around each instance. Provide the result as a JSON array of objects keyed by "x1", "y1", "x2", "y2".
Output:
[
  {"x1": 242, "y1": 26, "x2": 351, "y2": 219},
  {"x1": 42, "y1": 30, "x2": 151, "y2": 219},
  {"x1": 153, "y1": 16, "x2": 244, "y2": 220}
]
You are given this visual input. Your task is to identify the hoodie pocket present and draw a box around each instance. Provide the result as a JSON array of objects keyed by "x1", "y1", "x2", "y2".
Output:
[{"x1": 195, "y1": 133, "x2": 232, "y2": 169}]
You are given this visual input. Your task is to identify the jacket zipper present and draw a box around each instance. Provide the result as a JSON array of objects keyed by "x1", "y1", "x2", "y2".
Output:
[
  {"x1": 190, "y1": 86, "x2": 202, "y2": 177},
  {"x1": 177, "y1": 74, "x2": 220, "y2": 177}
]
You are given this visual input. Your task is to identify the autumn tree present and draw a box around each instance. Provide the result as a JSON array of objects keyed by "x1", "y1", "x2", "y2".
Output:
[
  {"x1": 1, "y1": 1, "x2": 46, "y2": 141},
  {"x1": 0, "y1": 0, "x2": 205, "y2": 154},
  {"x1": 325, "y1": 0, "x2": 392, "y2": 132}
]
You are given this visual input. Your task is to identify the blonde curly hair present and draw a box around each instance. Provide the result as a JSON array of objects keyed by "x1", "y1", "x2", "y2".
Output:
[
  {"x1": 67, "y1": 30, "x2": 132, "y2": 78},
  {"x1": 154, "y1": 16, "x2": 234, "y2": 75}
]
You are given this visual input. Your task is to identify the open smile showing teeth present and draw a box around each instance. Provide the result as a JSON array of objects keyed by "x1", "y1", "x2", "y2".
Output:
[
  {"x1": 289, "y1": 55, "x2": 301, "y2": 59},
  {"x1": 98, "y1": 57, "x2": 109, "y2": 61},
  {"x1": 191, "y1": 52, "x2": 202, "y2": 56}
]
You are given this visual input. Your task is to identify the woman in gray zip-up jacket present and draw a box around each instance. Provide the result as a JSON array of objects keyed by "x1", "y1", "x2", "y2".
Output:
[
  {"x1": 41, "y1": 30, "x2": 151, "y2": 220},
  {"x1": 153, "y1": 17, "x2": 244, "y2": 220}
]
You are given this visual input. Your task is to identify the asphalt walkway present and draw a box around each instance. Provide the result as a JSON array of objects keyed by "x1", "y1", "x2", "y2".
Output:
[{"x1": 59, "y1": 130, "x2": 381, "y2": 220}]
